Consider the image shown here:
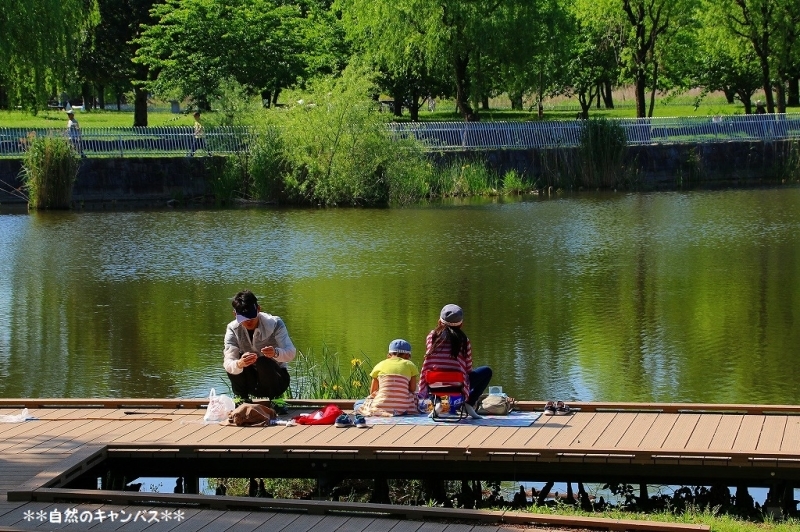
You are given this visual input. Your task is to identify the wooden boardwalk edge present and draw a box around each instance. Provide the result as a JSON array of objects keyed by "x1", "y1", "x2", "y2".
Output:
[
  {"x1": 2, "y1": 397, "x2": 800, "y2": 415},
  {"x1": 10, "y1": 487, "x2": 710, "y2": 532}
]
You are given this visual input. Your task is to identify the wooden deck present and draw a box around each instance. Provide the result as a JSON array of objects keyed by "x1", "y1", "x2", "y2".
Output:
[{"x1": 4, "y1": 398, "x2": 800, "y2": 531}]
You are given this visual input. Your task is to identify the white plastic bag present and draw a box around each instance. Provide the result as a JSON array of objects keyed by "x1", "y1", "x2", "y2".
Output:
[
  {"x1": 0, "y1": 408, "x2": 32, "y2": 423},
  {"x1": 203, "y1": 388, "x2": 235, "y2": 422}
]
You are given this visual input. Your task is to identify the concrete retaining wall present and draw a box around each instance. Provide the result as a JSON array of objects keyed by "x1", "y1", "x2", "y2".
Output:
[{"x1": 1, "y1": 140, "x2": 797, "y2": 205}]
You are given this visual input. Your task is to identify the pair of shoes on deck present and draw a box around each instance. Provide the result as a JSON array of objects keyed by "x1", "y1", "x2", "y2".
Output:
[
  {"x1": 335, "y1": 413, "x2": 367, "y2": 428},
  {"x1": 544, "y1": 400, "x2": 571, "y2": 416}
]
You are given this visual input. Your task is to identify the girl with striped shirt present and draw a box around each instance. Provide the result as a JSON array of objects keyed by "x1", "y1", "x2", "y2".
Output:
[
  {"x1": 357, "y1": 339, "x2": 419, "y2": 416},
  {"x1": 418, "y1": 304, "x2": 492, "y2": 419}
]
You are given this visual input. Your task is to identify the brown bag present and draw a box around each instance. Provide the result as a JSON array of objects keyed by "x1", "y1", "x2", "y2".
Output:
[
  {"x1": 221, "y1": 404, "x2": 276, "y2": 426},
  {"x1": 477, "y1": 394, "x2": 515, "y2": 416}
]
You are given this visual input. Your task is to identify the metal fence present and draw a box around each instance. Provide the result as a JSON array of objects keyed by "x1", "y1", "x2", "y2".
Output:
[
  {"x1": 2, "y1": 115, "x2": 799, "y2": 157},
  {"x1": 389, "y1": 114, "x2": 800, "y2": 150},
  {"x1": 0, "y1": 126, "x2": 253, "y2": 158}
]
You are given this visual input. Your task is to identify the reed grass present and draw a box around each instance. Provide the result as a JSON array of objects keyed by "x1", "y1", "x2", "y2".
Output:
[
  {"x1": 577, "y1": 117, "x2": 627, "y2": 189},
  {"x1": 20, "y1": 133, "x2": 80, "y2": 209},
  {"x1": 287, "y1": 345, "x2": 373, "y2": 400},
  {"x1": 502, "y1": 169, "x2": 527, "y2": 194}
]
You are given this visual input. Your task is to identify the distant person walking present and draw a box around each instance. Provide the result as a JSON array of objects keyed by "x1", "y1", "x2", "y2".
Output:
[
  {"x1": 755, "y1": 101, "x2": 766, "y2": 114},
  {"x1": 66, "y1": 109, "x2": 85, "y2": 158},
  {"x1": 189, "y1": 111, "x2": 210, "y2": 156}
]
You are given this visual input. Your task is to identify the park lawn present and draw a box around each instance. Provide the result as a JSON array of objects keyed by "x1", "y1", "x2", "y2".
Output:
[
  {"x1": 0, "y1": 109, "x2": 196, "y2": 128},
  {"x1": 0, "y1": 96, "x2": 784, "y2": 129}
]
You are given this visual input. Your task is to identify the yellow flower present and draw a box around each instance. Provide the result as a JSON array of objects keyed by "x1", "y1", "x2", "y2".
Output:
[
  {"x1": 352, "y1": 380, "x2": 362, "y2": 388},
  {"x1": 350, "y1": 358, "x2": 363, "y2": 367},
  {"x1": 332, "y1": 385, "x2": 340, "y2": 391}
]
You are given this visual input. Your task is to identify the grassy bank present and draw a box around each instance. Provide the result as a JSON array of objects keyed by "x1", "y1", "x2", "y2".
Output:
[{"x1": 2, "y1": 87, "x2": 789, "y2": 129}]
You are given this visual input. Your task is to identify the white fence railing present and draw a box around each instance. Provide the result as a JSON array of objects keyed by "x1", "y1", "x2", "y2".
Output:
[{"x1": 2, "y1": 115, "x2": 798, "y2": 157}]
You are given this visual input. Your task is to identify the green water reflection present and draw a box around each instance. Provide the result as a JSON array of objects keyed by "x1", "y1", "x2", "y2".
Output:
[{"x1": 1, "y1": 189, "x2": 799, "y2": 403}]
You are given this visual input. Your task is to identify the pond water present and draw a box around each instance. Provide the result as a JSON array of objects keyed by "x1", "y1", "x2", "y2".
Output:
[{"x1": 1, "y1": 188, "x2": 799, "y2": 403}]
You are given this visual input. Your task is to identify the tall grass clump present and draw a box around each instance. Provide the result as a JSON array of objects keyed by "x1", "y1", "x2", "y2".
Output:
[
  {"x1": 21, "y1": 134, "x2": 80, "y2": 209},
  {"x1": 276, "y1": 63, "x2": 432, "y2": 206},
  {"x1": 288, "y1": 345, "x2": 372, "y2": 400},
  {"x1": 430, "y1": 158, "x2": 498, "y2": 197},
  {"x1": 577, "y1": 117, "x2": 627, "y2": 189},
  {"x1": 502, "y1": 168, "x2": 527, "y2": 194}
]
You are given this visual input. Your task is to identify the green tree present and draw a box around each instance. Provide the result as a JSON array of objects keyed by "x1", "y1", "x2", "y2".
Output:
[
  {"x1": 585, "y1": 0, "x2": 696, "y2": 117},
  {"x1": 695, "y1": 0, "x2": 762, "y2": 113},
  {"x1": 0, "y1": 0, "x2": 99, "y2": 110},
  {"x1": 134, "y1": 0, "x2": 338, "y2": 109},
  {"x1": 337, "y1": 0, "x2": 548, "y2": 121},
  {"x1": 78, "y1": 0, "x2": 158, "y2": 125},
  {"x1": 721, "y1": 0, "x2": 800, "y2": 113}
]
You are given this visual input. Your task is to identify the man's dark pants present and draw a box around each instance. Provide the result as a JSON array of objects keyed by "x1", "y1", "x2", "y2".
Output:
[{"x1": 227, "y1": 356, "x2": 290, "y2": 400}]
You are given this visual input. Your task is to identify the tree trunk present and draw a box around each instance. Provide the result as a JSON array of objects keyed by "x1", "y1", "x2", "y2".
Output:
[
  {"x1": 96, "y1": 85, "x2": 105, "y2": 110},
  {"x1": 81, "y1": 83, "x2": 93, "y2": 111},
  {"x1": 759, "y1": 60, "x2": 775, "y2": 113},
  {"x1": 775, "y1": 81, "x2": 786, "y2": 113},
  {"x1": 134, "y1": 87, "x2": 148, "y2": 127},
  {"x1": 647, "y1": 60, "x2": 659, "y2": 118},
  {"x1": 453, "y1": 53, "x2": 475, "y2": 120},
  {"x1": 261, "y1": 90, "x2": 272, "y2": 108},
  {"x1": 737, "y1": 90, "x2": 753, "y2": 114},
  {"x1": 602, "y1": 80, "x2": 614, "y2": 109},
  {"x1": 392, "y1": 88, "x2": 403, "y2": 117},
  {"x1": 635, "y1": 74, "x2": 647, "y2": 118},
  {"x1": 481, "y1": 95, "x2": 489, "y2": 110},
  {"x1": 723, "y1": 87, "x2": 736, "y2": 104},
  {"x1": 509, "y1": 92, "x2": 523, "y2": 110},
  {"x1": 409, "y1": 87, "x2": 421, "y2": 122},
  {"x1": 789, "y1": 78, "x2": 799, "y2": 107}
]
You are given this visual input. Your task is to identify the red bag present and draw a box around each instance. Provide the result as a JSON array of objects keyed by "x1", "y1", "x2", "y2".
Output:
[{"x1": 292, "y1": 404, "x2": 343, "y2": 425}]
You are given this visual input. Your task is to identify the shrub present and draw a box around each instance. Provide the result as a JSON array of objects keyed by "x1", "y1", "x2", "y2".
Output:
[
  {"x1": 502, "y1": 169, "x2": 527, "y2": 194},
  {"x1": 577, "y1": 118, "x2": 627, "y2": 189},
  {"x1": 20, "y1": 133, "x2": 80, "y2": 209},
  {"x1": 277, "y1": 64, "x2": 431, "y2": 206}
]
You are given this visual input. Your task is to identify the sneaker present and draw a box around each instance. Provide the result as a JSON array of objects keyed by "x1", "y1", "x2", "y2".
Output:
[
  {"x1": 555, "y1": 401, "x2": 571, "y2": 416},
  {"x1": 334, "y1": 414, "x2": 353, "y2": 428},
  {"x1": 543, "y1": 401, "x2": 556, "y2": 416},
  {"x1": 353, "y1": 414, "x2": 367, "y2": 428}
]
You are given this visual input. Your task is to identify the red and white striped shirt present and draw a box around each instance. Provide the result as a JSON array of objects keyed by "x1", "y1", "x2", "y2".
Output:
[{"x1": 418, "y1": 329, "x2": 472, "y2": 397}]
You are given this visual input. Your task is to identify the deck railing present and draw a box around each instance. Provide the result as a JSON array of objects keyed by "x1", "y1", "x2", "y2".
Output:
[{"x1": 1, "y1": 114, "x2": 798, "y2": 157}]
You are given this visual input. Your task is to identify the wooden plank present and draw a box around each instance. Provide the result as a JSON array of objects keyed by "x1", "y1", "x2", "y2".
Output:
[
  {"x1": 684, "y1": 414, "x2": 722, "y2": 451},
  {"x1": 211, "y1": 512, "x2": 280, "y2": 532},
  {"x1": 425, "y1": 425, "x2": 475, "y2": 448},
  {"x1": 591, "y1": 413, "x2": 635, "y2": 449},
  {"x1": 732, "y1": 416, "x2": 764, "y2": 451},
  {"x1": 780, "y1": 417, "x2": 800, "y2": 453},
  {"x1": 413, "y1": 522, "x2": 448, "y2": 532},
  {"x1": 707, "y1": 415, "x2": 742, "y2": 451},
  {"x1": 357, "y1": 425, "x2": 416, "y2": 447},
  {"x1": 260, "y1": 513, "x2": 323, "y2": 532},
  {"x1": 391, "y1": 426, "x2": 440, "y2": 447},
  {"x1": 385, "y1": 521, "x2": 424, "y2": 532},
  {"x1": 615, "y1": 413, "x2": 658, "y2": 449},
  {"x1": 660, "y1": 414, "x2": 701, "y2": 451},
  {"x1": 637, "y1": 413, "x2": 678, "y2": 449},
  {"x1": 755, "y1": 416, "x2": 787, "y2": 453},
  {"x1": 331, "y1": 516, "x2": 377, "y2": 532},
  {"x1": 567, "y1": 412, "x2": 618, "y2": 449},
  {"x1": 539, "y1": 413, "x2": 596, "y2": 449}
]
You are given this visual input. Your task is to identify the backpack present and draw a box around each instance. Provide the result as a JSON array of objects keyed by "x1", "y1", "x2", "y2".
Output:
[
  {"x1": 477, "y1": 394, "x2": 515, "y2": 416},
  {"x1": 222, "y1": 404, "x2": 276, "y2": 426}
]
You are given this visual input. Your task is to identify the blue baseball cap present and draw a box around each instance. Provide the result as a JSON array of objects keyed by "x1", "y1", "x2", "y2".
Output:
[{"x1": 388, "y1": 339, "x2": 411, "y2": 354}]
